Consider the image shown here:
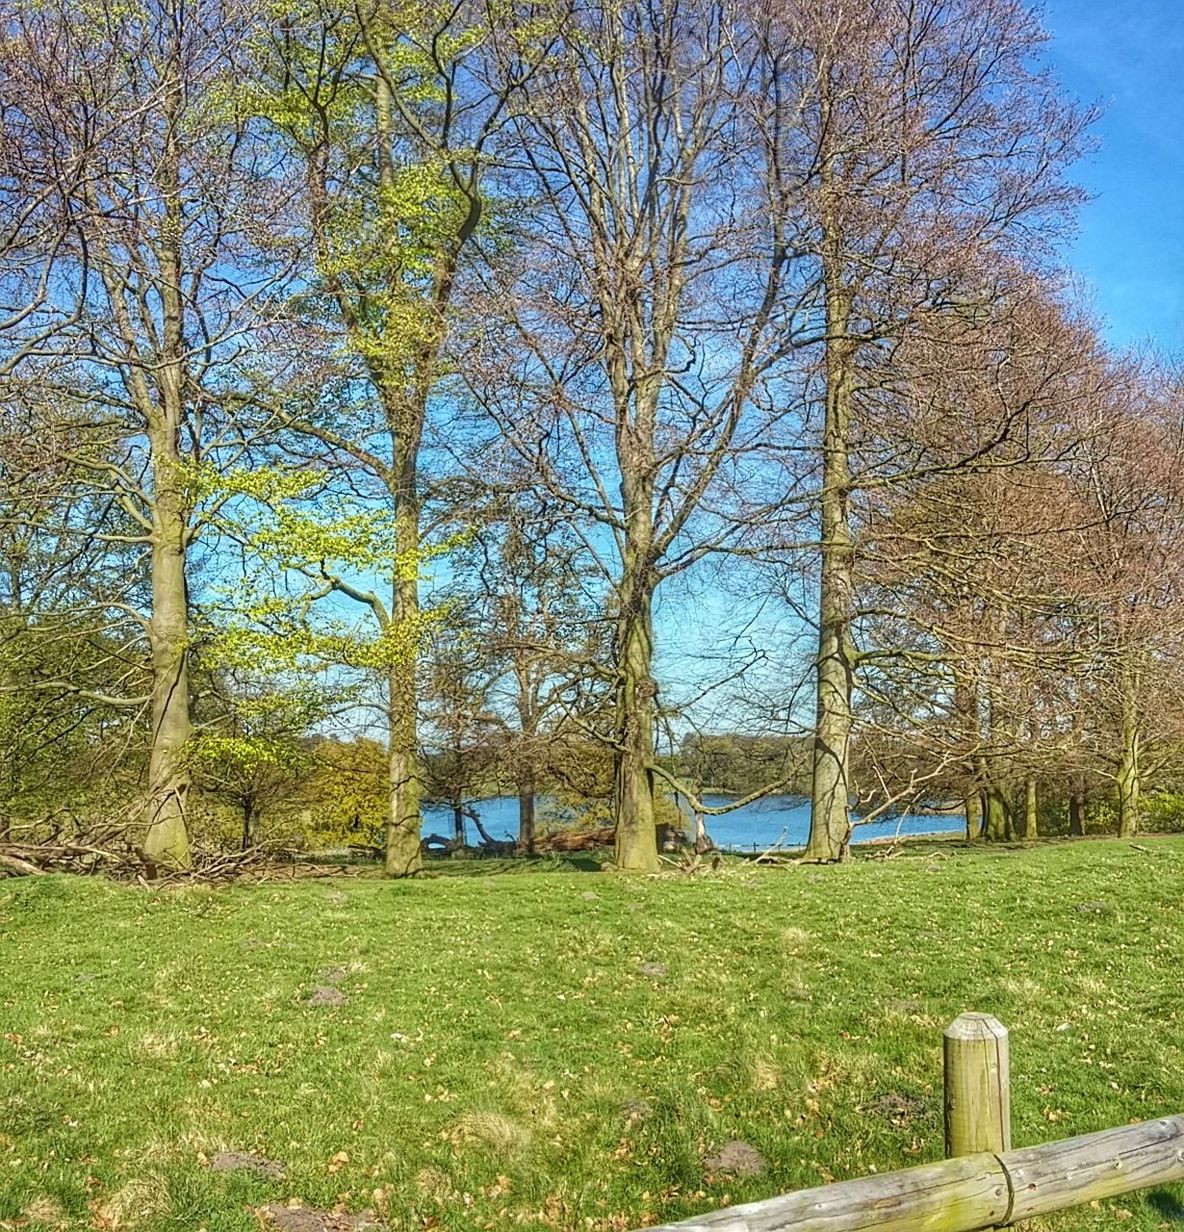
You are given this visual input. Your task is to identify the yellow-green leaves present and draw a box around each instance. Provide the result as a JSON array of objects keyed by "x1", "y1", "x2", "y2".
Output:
[{"x1": 202, "y1": 462, "x2": 457, "y2": 677}]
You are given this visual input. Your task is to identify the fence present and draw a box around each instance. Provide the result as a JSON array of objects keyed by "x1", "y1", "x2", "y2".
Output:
[{"x1": 641, "y1": 1012, "x2": 1184, "y2": 1230}]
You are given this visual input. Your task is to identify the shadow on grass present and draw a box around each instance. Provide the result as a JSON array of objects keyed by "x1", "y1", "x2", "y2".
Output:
[
  {"x1": 424, "y1": 852, "x2": 607, "y2": 877},
  {"x1": 1149, "y1": 1189, "x2": 1184, "y2": 1223}
]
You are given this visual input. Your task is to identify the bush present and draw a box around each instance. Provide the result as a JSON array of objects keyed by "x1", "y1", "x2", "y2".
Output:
[{"x1": 1141, "y1": 790, "x2": 1184, "y2": 834}]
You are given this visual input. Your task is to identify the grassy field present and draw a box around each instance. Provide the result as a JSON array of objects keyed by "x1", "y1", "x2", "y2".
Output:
[{"x1": 3, "y1": 840, "x2": 1184, "y2": 1231}]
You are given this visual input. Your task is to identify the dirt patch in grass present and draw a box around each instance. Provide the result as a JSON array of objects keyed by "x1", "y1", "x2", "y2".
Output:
[
  {"x1": 865, "y1": 1090, "x2": 932, "y2": 1128},
  {"x1": 260, "y1": 1203, "x2": 382, "y2": 1231},
  {"x1": 704, "y1": 1140, "x2": 766, "y2": 1177},
  {"x1": 622, "y1": 1099, "x2": 652, "y2": 1123},
  {"x1": 22, "y1": 1195, "x2": 64, "y2": 1225},
  {"x1": 306, "y1": 985, "x2": 349, "y2": 1007},
  {"x1": 211, "y1": 1150, "x2": 287, "y2": 1179}
]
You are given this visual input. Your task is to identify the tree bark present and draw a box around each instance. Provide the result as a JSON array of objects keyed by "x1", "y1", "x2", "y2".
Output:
[
  {"x1": 241, "y1": 801, "x2": 257, "y2": 851},
  {"x1": 956, "y1": 675, "x2": 982, "y2": 842},
  {"x1": 143, "y1": 499, "x2": 192, "y2": 870},
  {"x1": 964, "y1": 790, "x2": 983, "y2": 842},
  {"x1": 1023, "y1": 777, "x2": 1038, "y2": 841},
  {"x1": 517, "y1": 767, "x2": 535, "y2": 854},
  {"x1": 984, "y1": 782, "x2": 1009, "y2": 842},
  {"x1": 141, "y1": 76, "x2": 192, "y2": 872},
  {"x1": 609, "y1": 325, "x2": 660, "y2": 874},
  {"x1": 806, "y1": 171, "x2": 856, "y2": 863},
  {"x1": 1116, "y1": 732, "x2": 1140, "y2": 838},
  {"x1": 386, "y1": 636, "x2": 423, "y2": 876},
  {"x1": 1003, "y1": 798, "x2": 1017, "y2": 842},
  {"x1": 1069, "y1": 781, "x2": 1086, "y2": 836},
  {"x1": 379, "y1": 464, "x2": 424, "y2": 878},
  {"x1": 384, "y1": 469, "x2": 423, "y2": 876},
  {"x1": 374, "y1": 67, "x2": 426, "y2": 879},
  {"x1": 614, "y1": 579, "x2": 658, "y2": 872},
  {"x1": 1116, "y1": 666, "x2": 1141, "y2": 838}
]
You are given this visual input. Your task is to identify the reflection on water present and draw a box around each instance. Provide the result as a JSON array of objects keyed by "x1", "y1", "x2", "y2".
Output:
[{"x1": 424, "y1": 793, "x2": 964, "y2": 850}]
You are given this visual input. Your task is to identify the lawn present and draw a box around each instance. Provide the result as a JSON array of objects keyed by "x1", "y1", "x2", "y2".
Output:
[{"x1": 3, "y1": 840, "x2": 1184, "y2": 1231}]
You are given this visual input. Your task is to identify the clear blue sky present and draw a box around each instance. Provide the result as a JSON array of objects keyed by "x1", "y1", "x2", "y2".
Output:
[{"x1": 1043, "y1": 0, "x2": 1184, "y2": 350}]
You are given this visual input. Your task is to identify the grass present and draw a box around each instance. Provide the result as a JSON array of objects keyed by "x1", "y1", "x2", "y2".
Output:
[{"x1": 3, "y1": 840, "x2": 1184, "y2": 1231}]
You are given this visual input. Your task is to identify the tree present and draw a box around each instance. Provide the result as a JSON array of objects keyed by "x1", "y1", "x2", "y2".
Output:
[
  {"x1": 249, "y1": 0, "x2": 544, "y2": 875},
  {"x1": 0, "y1": 0, "x2": 299, "y2": 868},
  {"x1": 757, "y1": 0, "x2": 1091, "y2": 859},
  {"x1": 442, "y1": 493, "x2": 611, "y2": 853},
  {"x1": 190, "y1": 669, "x2": 318, "y2": 849},
  {"x1": 835, "y1": 297, "x2": 1112, "y2": 844},
  {"x1": 475, "y1": 0, "x2": 796, "y2": 870},
  {"x1": 295, "y1": 736, "x2": 389, "y2": 850},
  {"x1": 1061, "y1": 371, "x2": 1184, "y2": 836},
  {"x1": 421, "y1": 620, "x2": 502, "y2": 847}
]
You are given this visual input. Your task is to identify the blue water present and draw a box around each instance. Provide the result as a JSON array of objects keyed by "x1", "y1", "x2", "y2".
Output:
[
  {"x1": 687, "y1": 794, "x2": 963, "y2": 850},
  {"x1": 424, "y1": 793, "x2": 964, "y2": 850}
]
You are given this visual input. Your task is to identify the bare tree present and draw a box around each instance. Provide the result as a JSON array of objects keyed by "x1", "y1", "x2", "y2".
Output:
[
  {"x1": 442, "y1": 492, "x2": 611, "y2": 852},
  {"x1": 756, "y1": 0, "x2": 1091, "y2": 859},
  {"x1": 474, "y1": 0, "x2": 796, "y2": 870},
  {"x1": 1063, "y1": 371, "x2": 1184, "y2": 835}
]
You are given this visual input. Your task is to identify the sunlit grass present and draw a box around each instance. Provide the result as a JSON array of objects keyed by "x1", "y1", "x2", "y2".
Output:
[{"x1": 2, "y1": 839, "x2": 1184, "y2": 1229}]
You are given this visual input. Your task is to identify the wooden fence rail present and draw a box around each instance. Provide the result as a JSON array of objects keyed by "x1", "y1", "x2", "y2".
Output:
[{"x1": 642, "y1": 1014, "x2": 1184, "y2": 1230}]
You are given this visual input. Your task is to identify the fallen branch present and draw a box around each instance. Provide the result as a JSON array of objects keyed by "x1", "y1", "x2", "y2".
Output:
[
  {"x1": 536, "y1": 825, "x2": 616, "y2": 853},
  {"x1": 0, "y1": 851, "x2": 44, "y2": 876}
]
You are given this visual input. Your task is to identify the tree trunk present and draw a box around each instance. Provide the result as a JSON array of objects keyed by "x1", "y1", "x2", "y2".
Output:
[
  {"x1": 517, "y1": 767, "x2": 535, "y2": 854},
  {"x1": 1116, "y1": 668, "x2": 1140, "y2": 838},
  {"x1": 371, "y1": 69, "x2": 425, "y2": 880},
  {"x1": 956, "y1": 675, "x2": 982, "y2": 843},
  {"x1": 807, "y1": 512, "x2": 855, "y2": 861},
  {"x1": 142, "y1": 96, "x2": 192, "y2": 872},
  {"x1": 614, "y1": 582, "x2": 658, "y2": 872},
  {"x1": 693, "y1": 810, "x2": 714, "y2": 854},
  {"x1": 984, "y1": 783, "x2": 1008, "y2": 842},
  {"x1": 964, "y1": 790, "x2": 983, "y2": 842},
  {"x1": 806, "y1": 290, "x2": 856, "y2": 860},
  {"x1": 241, "y1": 801, "x2": 257, "y2": 851},
  {"x1": 805, "y1": 126, "x2": 857, "y2": 864},
  {"x1": 1069, "y1": 780, "x2": 1086, "y2": 836},
  {"x1": 381, "y1": 392, "x2": 423, "y2": 877},
  {"x1": 1116, "y1": 734, "x2": 1140, "y2": 838},
  {"x1": 469, "y1": 807, "x2": 501, "y2": 848},
  {"x1": 1023, "y1": 777, "x2": 1038, "y2": 841},
  {"x1": 142, "y1": 459, "x2": 192, "y2": 870},
  {"x1": 384, "y1": 451, "x2": 423, "y2": 877},
  {"x1": 1003, "y1": 798, "x2": 1017, "y2": 842},
  {"x1": 452, "y1": 800, "x2": 465, "y2": 847},
  {"x1": 386, "y1": 642, "x2": 423, "y2": 876}
]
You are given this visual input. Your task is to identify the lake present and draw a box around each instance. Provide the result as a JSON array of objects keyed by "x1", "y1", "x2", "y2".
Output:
[{"x1": 424, "y1": 793, "x2": 965, "y2": 850}]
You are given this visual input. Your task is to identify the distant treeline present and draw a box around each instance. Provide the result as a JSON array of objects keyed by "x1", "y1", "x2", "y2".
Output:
[{"x1": 671, "y1": 734, "x2": 813, "y2": 799}]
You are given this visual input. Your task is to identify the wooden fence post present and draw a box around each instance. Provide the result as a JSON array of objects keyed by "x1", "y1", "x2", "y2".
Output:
[
  {"x1": 944, "y1": 1012, "x2": 1011, "y2": 1157},
  {"x1": 642, "y1": 1016, "x2": 1184, "y2": 1231}
]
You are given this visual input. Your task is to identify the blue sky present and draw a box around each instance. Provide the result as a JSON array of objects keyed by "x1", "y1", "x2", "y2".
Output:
[
  {"x1": 661, "y1": 4, "x2": 1184, "y2": 730},
  {"x1": 1043, "y1": 0, "x2": 1184, "y2": 350}
]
